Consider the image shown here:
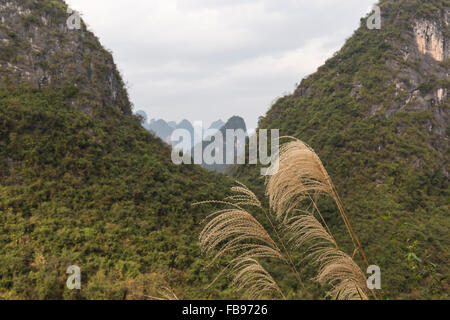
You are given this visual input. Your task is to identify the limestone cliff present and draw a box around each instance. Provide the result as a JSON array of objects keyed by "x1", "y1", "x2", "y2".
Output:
[
  {"x1": 413, "y1": 10, "x2": 449, "y2": 61},
  {"x1": 0, "y1": 0, "x2": 131, "y2": 114}
]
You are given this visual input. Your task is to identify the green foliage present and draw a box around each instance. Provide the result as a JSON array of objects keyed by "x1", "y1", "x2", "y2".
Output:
[
  {"x1": 0, "y1": 86, "x2": 235, "y2": 299},
  {"x1": 21, "y1": 14, "x2": 42, "y2": 28}
]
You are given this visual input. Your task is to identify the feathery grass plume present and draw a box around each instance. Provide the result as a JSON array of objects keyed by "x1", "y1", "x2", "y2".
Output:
[
  {"x1": 146, "y1": 285, "x2": 179, "y2": 300},
  {"x1": 231, "y1": 258, "x2": 285, "y2": 300},
  {"x1": 313, "y1": 248, "x2": 369, "y2": 300},
  {"x1": 285, "y1": 215, "x2": 337, "y2": 249},
  {"x1": 198, "y1": 205, "x2": 285, "y2": 263},
  {"x1": 267, "y1": 138, "x2": 375, "y2": 300},
  {"x1": 225, "y1": 181, "x2": 262, "y2": 208},
  {"x1": 197, "y1": 139, "x2": 376, "y2": 300},
  {"x1": 195, "y1": 184, "x2": 290, "y2": 299},
  {"x1": 157, "y1": 286, "x2": 179, "y2": 300},
  {"x1": 198, "y1": 184, "x2": 282, "y2": 263},
  {"x1": 266, "y1": 137, "x2": 371, "y2": 271},
  {"x1": 283, "y1": 214, "x2": 369, "y2": 299},
  {"x1": 266, "y1": 139, "x2": 333, "y2": 220}
]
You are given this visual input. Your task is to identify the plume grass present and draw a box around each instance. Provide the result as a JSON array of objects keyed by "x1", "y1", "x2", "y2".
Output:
[
  {"x1": 267, "y1": 138, "x2": 371, "y2": 270},
  {"x1": 230, "y1": 258, "x2": 285, "y2": 299},
  {"x1": 196, "y1": 138, "x2": 377, "y2": 300}
]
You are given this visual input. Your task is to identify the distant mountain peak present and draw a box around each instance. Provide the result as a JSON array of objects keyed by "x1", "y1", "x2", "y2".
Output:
[
  {"x1": 209, "y1": 119, "x2": 225, "y2": 130},
  {"x1": 222, "y1": 116, "x2": 247, "y2": 133}
]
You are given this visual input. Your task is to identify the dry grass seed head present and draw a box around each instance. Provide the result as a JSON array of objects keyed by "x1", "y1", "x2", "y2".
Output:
[
  {"x1": 197, "y1": 184, "x2": 287, "y2": 298},
  {"x1": 311, "y1": 248, "x2": 369, "y2": 300},
  {"x1": 230, "y1": 258, "x2": 285, "y2": 300},
  {"x1": 285, "y1": 215, "x2": 337, "y2": 249},
  {"x1": 266, "y1": 139, "x2": 334, "y2": 220}
]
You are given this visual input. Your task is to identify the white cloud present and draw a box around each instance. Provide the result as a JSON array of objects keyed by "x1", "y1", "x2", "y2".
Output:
[{"x1": 65, "y1": 0, "x2": 376, "y2": 129}]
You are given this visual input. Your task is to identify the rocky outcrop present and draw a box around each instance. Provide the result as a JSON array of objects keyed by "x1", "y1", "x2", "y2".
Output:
[
  {"x1": 414, "y1": 18, "x2": 448, "y2": 61},
  {"x1": 437, "y1": 87, "x2": 447, "y2": 103},
  {"x1": 377, "y1": 6, "x2": 449, "y2": 140},
  {"x1": 0, "y1": 0, "x2": 131, "y2": 114}
]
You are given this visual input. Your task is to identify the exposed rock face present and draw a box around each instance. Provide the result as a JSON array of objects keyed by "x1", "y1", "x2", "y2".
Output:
[
  {"x1": 437, "y1": 87, "x2": 447, "y2": 103},
  {"x1": 0, "y1": 0, "x2": 131, "y2": 114},
  {"x1": 379, "y1": 7, "x2": 449, "y2": 145},
  {"x1": 414, "y1": 18, "x2": 448, "y2": 61}
]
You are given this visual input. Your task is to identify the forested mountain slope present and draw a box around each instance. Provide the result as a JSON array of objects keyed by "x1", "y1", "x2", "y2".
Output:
[
  {"x1": 0, "y1": 0, "x2": 233, "y2": 299},
  {"x1": 234, "y1": 0, "x2": 449, "y2": 299}
]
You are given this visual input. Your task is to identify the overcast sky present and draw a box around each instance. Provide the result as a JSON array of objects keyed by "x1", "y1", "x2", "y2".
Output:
[{"x1": 65, "y1": 0, "x2": 376, "y2": 129}]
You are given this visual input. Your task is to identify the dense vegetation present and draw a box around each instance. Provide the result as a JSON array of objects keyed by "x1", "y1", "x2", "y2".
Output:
[{"x1": 0, "y1": 86, "x2": 238, "y2": 299}]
